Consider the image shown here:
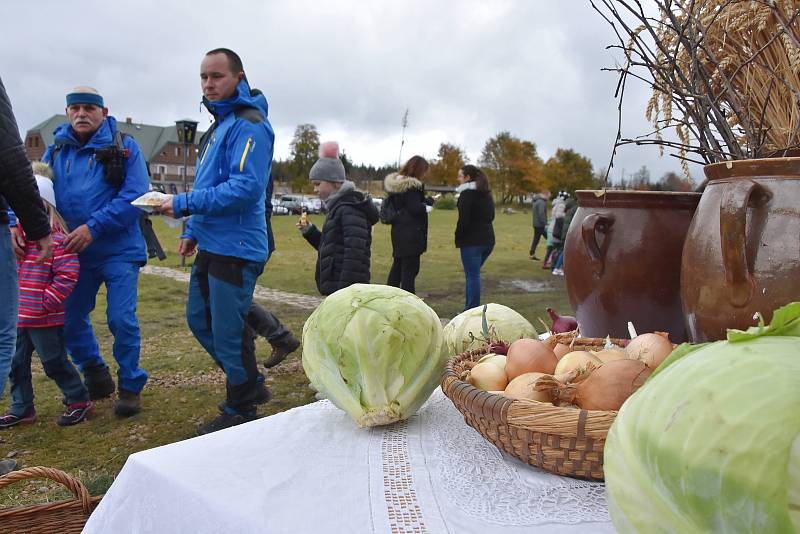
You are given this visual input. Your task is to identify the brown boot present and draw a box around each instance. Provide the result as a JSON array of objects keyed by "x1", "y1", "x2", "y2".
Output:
[
  {"x1": 263, "y1": 334, "x2": 301, "y2": 369},
  {"x1": 114, "y1": 390, "x2": 141, "y2": 417}
]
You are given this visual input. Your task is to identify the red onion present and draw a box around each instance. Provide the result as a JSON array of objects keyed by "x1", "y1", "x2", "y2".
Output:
[
  {"x1": 546, "y1": 307, "x2": 578, "y2": 334},
  {"x1": 489, "y1": 341, "x2": 510, "y2": 355}
]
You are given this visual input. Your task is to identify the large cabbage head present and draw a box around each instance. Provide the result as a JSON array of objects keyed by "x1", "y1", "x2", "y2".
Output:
[
  {"x1": 302, "y1": 284, "x2": 446, "y2": 427},
  {"x1": 604, "y1": 302, "x2": 800, "y2": 533},
  {"x1": 442, "y1": 303, "x2": 537, "y2": 355}
]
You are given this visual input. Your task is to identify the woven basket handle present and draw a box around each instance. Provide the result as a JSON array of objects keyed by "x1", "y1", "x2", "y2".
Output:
[{"x1": 0, "y1": 466, "x2": 92, "y2": 514}]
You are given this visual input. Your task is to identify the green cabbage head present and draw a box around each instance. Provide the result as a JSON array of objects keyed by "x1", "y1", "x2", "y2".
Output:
[
  {"x1": 604, "y1": 302, "x2": 800, "y2": 533},
  {"x1": 442, "y1": 303, "x2": 537, "y2": 355},
  {"x1": 302, "y1": 284, "x2": 446, "y2": 427}
]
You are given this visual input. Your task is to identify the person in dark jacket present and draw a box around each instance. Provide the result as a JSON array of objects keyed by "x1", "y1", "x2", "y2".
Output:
[
  {"x1": 380, "y1": 155, "x2": 433, "y2": 294},
  {"x1": 455, "y1": 165, "x2": 495, "y2": 311},
  {"x1": 0, "y1": 76, "x2": 52, "y2": 402},
  {"x1": 552, "y1": 196, "x2": 577, "y2": 276},
  {"x1": 157, "y1": 48, "x2": 274, "y2": 435},
  {"x1": 244, "y1": 176, "x2": 300, "y2": 371},
  {"x1": 529, "y1": 190, "x2": 550, "y2": 260},
  {"x1": 297, "y1": 141, "x2": 379, "y2": 295}
]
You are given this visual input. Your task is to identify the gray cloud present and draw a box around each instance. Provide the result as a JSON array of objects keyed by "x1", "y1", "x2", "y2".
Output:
[{"x1": 3, "y1": 0, "x2": 700, "y2": 183}]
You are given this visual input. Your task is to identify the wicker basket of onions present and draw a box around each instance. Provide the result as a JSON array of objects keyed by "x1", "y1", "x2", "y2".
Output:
[{"x1": 441, "y1": 328, "x2": 675, "y2": 481}]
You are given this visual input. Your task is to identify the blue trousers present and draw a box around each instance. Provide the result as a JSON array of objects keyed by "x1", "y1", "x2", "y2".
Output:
[
  {"x1": 0, "y1": 225, "x2": 17, "y2": 399},
  {"x1": 9, "y1": 326, "x2": 89, "y2": 416},
  {"x1": 187, "y1": 258, "x2": 264, "y2": 413},
  {"x1": 65, "y1": 261, "x2": 148, "y2": 393},
  {"x1": 460, "y1": 244, "x2": 494, "y2": 311}
]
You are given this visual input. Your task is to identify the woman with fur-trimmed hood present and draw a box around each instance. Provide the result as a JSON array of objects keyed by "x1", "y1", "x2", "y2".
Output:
[{"x1": 379, "y1": 155, "x2": 433, "y2": 294}]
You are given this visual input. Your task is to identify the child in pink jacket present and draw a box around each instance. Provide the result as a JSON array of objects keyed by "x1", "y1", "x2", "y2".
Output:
[{"x1": 0, "y1": 163, "x2": 91, "y2": 428}]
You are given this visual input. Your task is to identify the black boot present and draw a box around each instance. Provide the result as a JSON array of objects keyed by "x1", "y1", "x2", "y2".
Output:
[
  {"x1": 83, "y1": 364, "x2": 115, "y2": 400},
  {"x1": 263, "y1": 333, "x2": 301, "y2": 369},
  {"x1": 114, "y1": 389, "x2": 141, "y2": 417}
]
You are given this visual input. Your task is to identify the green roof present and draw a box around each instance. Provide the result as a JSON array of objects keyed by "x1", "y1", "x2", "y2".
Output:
[{"x1": 27, "y1": 115, "x2": 205, "y2": 161}]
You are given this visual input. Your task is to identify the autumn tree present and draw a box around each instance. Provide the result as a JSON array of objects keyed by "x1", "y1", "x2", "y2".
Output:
[
  {"x1": 479, "y1": 132, "x2": 543, "y2": 203},
  {"x1": 542, "y1": 148, "x2": 595, "y2": 195},
  {"x1": 655, "y1": 171, "x2": 693, "y2": 191},
  {"x1": 426, "y1": 143, "x2": 468, "y2": 186},
  {"x1": 630, "y1": 165, "x2": 651, "y2": 190},
  {"x1": 289, "y1": 124, "x2": 320, "y2": 193}
]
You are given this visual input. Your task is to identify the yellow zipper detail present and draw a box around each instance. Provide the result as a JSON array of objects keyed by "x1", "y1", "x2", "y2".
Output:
[{"x1": 239, "y1": 137, "x2": 252, "y2": 172}]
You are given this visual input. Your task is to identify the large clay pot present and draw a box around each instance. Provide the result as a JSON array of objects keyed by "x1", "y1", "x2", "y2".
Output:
[
  {"x1": 564, "y1": 190, "x2": 701, "y2": 342},
  {"x1": 681, "y1": 157, "x2": 800, "y2": 341}
]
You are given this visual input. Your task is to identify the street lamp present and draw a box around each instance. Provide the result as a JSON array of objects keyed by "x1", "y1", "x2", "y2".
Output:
[{"x1": 175, "y1": 119, "x2": 198, "y2": 267}]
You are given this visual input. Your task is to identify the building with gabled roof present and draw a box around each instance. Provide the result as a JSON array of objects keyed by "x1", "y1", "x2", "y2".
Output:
[{"x1": 24, "y1": 115, "x2": 205, "y2": 193}]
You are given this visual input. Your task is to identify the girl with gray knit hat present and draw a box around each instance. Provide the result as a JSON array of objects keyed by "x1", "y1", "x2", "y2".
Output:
[{"x1": 296, "y1": 142, "x2": 379, "y2": 295}]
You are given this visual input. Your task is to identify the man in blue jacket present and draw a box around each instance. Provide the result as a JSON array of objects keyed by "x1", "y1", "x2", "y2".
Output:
[
  {"x1": 157, "y1": 48, "x2": 274, "y2": 435},
  {"x1": 35, "y1": 87, "x2": 149, "y2": 417}
]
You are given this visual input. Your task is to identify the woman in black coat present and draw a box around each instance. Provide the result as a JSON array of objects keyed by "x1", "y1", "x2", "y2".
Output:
[
  {"x1": 380, "y1": 155, "x2": 432, "y2": 294},
  {"x1": 454, "y1": 165, "x2": 495, "y2": 310}
]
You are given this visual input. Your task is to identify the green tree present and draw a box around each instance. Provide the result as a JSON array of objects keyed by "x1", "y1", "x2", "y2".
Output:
[
  {"x1": 542, "y1": 148, "x2": 595, "y2": 195},
  {"x1": 479, "y1": 132, "x2": 543, "y2": 203},
  {"x1": 656, "y1": 171, "x2": 693, "y2": 191},
  {"x1": 289, "y1": 124, "x2": 320, "y2": 192},
  {"x1": 426, "y1": 143, "x2": 468, "y2": 186},
  {"x1": 630, "y1": 165, "x2": 651, "y2": 190}
]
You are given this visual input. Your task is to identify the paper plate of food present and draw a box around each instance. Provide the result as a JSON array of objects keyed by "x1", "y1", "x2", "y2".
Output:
[{"x1": 132, "y1": 191, "x2": 170, "y2": 213}]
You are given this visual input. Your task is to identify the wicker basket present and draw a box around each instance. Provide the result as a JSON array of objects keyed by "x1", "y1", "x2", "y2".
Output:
[
  {"x1": 441, "y1": 342, "x2": 620, "y2": 481},
  {"x1": 0, "y1": 467, "x2": 102, "y2": 534}
]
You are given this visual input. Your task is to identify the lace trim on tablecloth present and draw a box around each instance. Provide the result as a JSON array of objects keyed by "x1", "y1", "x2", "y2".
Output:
[
  {"x1": 381, "y1": 421, "x2": 428, "y2": 533},
  {"x1": 422, "y1": 394, "x2": 610, "y2": 526}
]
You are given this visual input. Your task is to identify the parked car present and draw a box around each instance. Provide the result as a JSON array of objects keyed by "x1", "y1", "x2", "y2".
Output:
[
  {"x1": 278, "y1": 194, "x2": 304, "y2": 215},
  {"x1": 302, "y1": 197, "x2": 323, "y2": 214},
  {"x1": 271, "y1": 198, "x2": 290, "y2": 215}
]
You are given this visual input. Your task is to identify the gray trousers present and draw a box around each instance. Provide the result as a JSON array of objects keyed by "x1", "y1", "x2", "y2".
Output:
[{"x1": 245, "y1": 303, "x2": 293, "y2": 347}]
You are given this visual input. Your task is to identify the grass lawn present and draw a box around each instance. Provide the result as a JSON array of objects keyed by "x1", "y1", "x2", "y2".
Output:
[{"x1": 0, "y1": 206, "x2": 570, "y2": 507}]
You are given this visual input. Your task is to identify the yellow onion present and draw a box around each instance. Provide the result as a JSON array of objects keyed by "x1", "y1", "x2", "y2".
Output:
[
  {"x1": 593, "y1": 348, "x2": 627, "y2": 363},
  {"x1": 477, "y1": 353, "x2": 507, "y2": 369},
  {"x1": 536, "y1": 359, "x2": 652, "y2": 411},
  {"x1": 625, "y1": 332, "x2": 673, "y2": 369},
  {"x1": 468, "y1": 361, "x2": 508, "y2": 391},
  {"x1": 553, "y1": 343, "x2": 573, "y2": 360},
  {"x1": 504, "y1": 372, "x2": 551, "y2": 402},
  {"x1": 554, "y1": 350, "x2": 601, "y2": 378},
  {"x1": 505, "y1": 338, "x2": 558, "y2": 380}
]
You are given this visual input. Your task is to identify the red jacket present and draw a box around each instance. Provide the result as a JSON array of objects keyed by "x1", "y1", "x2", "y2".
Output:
[{"x1": 17, "y1": 227, "x2": 79, "y2": 328}]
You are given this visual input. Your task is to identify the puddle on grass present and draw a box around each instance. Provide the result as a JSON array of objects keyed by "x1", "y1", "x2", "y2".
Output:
[{"x1": 501, "y1": 279, "x2": 558, "y2": 293}]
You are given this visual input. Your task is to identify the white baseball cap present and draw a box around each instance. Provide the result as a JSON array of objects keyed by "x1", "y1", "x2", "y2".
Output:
[{"x1": 34, "y1": 175, "x2": 56, "y2": 209}]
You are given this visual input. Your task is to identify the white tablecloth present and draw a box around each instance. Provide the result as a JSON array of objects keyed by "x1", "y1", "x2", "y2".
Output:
[{"x1": 83, "y1": 389, "x2": 615, "y2": 533}]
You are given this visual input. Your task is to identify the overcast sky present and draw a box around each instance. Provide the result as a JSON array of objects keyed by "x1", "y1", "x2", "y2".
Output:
[{"x1": 3, "y1": 0, "x2": 700, "y2": 183}]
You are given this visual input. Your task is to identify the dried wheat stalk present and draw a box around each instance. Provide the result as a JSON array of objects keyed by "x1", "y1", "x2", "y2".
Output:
[{"x1": 594, "y1": 0, "x2": 800, "y2": 180}]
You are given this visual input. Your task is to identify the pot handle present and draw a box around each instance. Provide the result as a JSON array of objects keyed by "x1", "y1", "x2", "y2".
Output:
[
  {"x1": 581, "y1": 212, "x2": 615, "y2": 277},
  {"x1": 719, "y1": 179, "x2": 765, "y2": 307}
]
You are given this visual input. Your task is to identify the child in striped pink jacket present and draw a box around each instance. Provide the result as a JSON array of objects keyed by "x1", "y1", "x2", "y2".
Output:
[{"x1": 0, "y1": 163, "x2": 92, "y2": 428}]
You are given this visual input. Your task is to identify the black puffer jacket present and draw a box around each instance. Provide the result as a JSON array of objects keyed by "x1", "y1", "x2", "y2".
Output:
[
  {"x1": 455, "y1": 187, "x2": 495, "y2": 248},
  {"x1": 0, "y1": 77, "x2": 49, "y2": 239},
  {"x1": 382, "y1": 173, "x2": 430, "y2": 258},
  {"x1": 303, "y1": 186, "x2": 379, "y2": 295}
]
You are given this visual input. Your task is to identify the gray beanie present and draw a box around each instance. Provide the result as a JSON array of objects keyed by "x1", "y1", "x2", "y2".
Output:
[{"x1": 309, "y1": 141, "x2": 346, "y2": 182}]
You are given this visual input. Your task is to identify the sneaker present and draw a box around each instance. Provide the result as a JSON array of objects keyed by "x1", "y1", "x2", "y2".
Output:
[
  {"x1": 84, "y1": 365, "x2": 116, "y2": 400},
  {"x1": 552, "y1": 268, "x2": 565, "y2": 276},
  {"x1": 0, "y1": 408, "x2": 36, "y2": 429},
  {"x1": 263, "y1": 334, "x2": 301, "y2": 369},
  {"x1": 114, "y1": 390, "x2": 141, "y2": 417},
  {"x1": 196, "y1": 411, "x2": 257, "y2": 436},
  {"x1": 217, "y1": 383, "x2": 272, "y2": 413},
  {"x1": 57, "y1": 401, "x2": 93, "y2": 426}
]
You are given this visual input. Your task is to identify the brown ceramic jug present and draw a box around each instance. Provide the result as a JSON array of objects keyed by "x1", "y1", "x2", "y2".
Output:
[
  {"x1": 564, "y1": 190, "x2": 701, "y2": 342},
  {"x1": 681, "y1": 157, "x2": 800, "y2": 341}
]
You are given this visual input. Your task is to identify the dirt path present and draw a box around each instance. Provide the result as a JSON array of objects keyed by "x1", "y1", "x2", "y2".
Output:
[{"x1": 141, "y1": 265, "x2": 324, "y2": 310}]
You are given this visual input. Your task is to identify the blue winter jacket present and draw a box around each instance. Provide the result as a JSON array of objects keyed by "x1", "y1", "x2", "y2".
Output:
[
  {"x1": 172, "y1": 79, "x2": 273, "y2": 263},
  {"x1": 44, "y1": 116, "x2": 148, "y2": 265}
]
